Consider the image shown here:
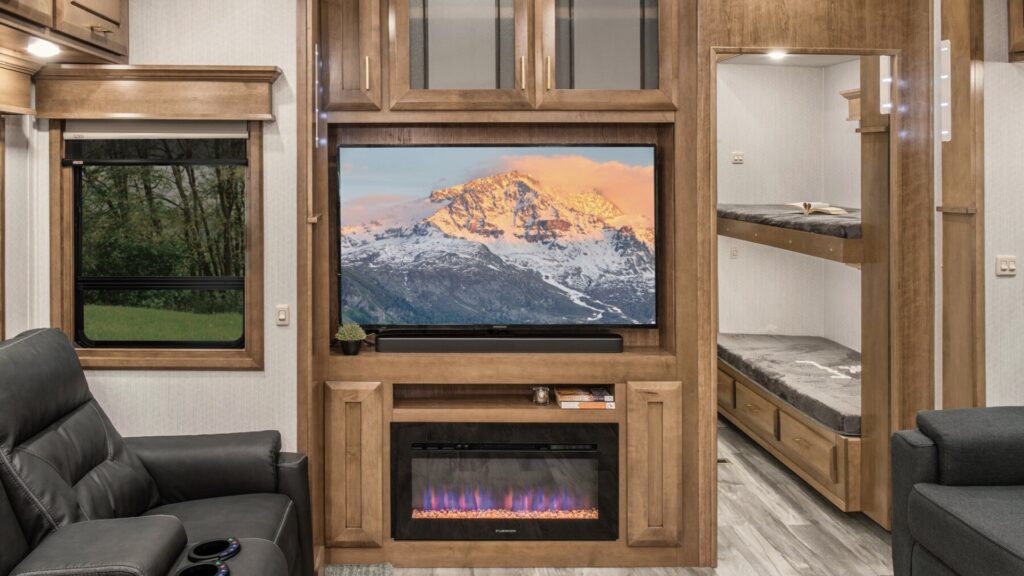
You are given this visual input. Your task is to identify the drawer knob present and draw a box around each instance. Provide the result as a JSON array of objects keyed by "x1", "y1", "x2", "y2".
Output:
[{"x1": 792, "y1": 436, "x2": 811, "y2": 448}]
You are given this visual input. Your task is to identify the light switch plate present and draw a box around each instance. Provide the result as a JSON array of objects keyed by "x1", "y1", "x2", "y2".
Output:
[
  {"x1": 731, "y1": 152, "x2": 745, "y2": 165},
  {"x1": 275, "y1": 305, "x2": 290, "y2": 326},
  {"x1": 996, "y1": 255, "x2": 1018, "y2": 277}
]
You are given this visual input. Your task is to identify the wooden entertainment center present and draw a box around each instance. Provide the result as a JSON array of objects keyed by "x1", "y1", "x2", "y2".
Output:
[{"x1": 296, "y1": 0, "x2": 936, "y2": 569}]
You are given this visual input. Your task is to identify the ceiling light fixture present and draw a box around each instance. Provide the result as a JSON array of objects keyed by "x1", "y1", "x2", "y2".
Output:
[
  {"x1": 26, "y1": 38, "x2": 60, "y2": 58},
  {"x1": 767, "y1": 50, "x2": 788, "y2": 60}
]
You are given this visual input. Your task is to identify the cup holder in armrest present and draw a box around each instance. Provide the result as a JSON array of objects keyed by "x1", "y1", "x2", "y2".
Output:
[
  {"x1": 188, "y1": 538, "x2": 241, "y2": 562},
  {"x1": 176, "y1": 561, "x2": 229, "y2": 576}
]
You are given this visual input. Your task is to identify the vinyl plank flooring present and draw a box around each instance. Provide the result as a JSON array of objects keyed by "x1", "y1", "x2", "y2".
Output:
[{"x1": 382, "y1": 418, "x2": 893, "y2": 576}]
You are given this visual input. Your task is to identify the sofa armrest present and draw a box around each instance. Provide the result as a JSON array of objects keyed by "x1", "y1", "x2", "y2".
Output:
[
  {"x1": 127, "y1": 431, "x2": 281, "y2": 504},
  {"x1": 891, "y1": 430, "x2": 938, "y2": 576},
  {"x1": 277, "y1": 453, "x2": 313, "y2": 576},
  {"x1": 11, "y1": 516, "x2": 185, "y2": 576},
  {"x1": 918, "y1": 407, "x2": 1024, "y2": 485}
]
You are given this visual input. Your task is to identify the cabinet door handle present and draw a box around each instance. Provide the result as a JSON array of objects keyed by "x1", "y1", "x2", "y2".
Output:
[
  {"x1": 91, "y1": 25, "x2": 113, "y2": 35},
  {"x1": 742, "y1": 402, "x2": 760, "y2": 414},
  {"x1": 520, "y1": 56, "x2": 526, "y2": 91},
  {"x1": 363, "y1": 56, "x2": 370, "y2": 91},
  {"x1": 545, "y1": 56, "x2": 552, "y2": 91}
]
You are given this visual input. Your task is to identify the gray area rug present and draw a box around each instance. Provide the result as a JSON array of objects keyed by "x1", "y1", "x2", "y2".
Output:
[
  {"x1": 718, "y1": 204, "x2": 863, "y2": 239},
  {"x1": 325, "y1": 565, "x2": 393, "y2": 576}
]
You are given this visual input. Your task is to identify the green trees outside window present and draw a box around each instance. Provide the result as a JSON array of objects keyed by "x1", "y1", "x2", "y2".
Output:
[{"x1": 69, "y1": 139, "x2": 248, "y2": 347}]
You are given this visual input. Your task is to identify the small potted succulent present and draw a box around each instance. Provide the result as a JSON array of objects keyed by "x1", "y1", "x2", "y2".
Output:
[{"x1": 335, "y1": 323, "x2": 367, "y2": 356}]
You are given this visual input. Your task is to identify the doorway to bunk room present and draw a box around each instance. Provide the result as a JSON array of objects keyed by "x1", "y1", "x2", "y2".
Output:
[{"x1": 714, "y1": 50, "x2": 896, "y2": 533}]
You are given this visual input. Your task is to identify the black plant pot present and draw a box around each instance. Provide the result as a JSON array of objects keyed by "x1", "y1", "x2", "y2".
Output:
[{"x1": 339, "y1": 340, "x2": 362, "y2": 356}]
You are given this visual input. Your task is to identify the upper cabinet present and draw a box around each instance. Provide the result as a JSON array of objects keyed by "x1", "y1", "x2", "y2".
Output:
[
  {"x1": 321, "y1": 0, "x2": 382, "y2": 111},
  {"x1": 54, "y1": 0, "x2": 128, "y2": 56},
  {"x1": 320, "y1": 0, "x2": 677, "y2": 111},
  {"x1": 1010, "y1": 0, "x2": 1024, "y2": 62},
  {"x1": 0, "y1": 0, "x2": 53, "y2": 26},
  {"x1": 388, "y1": 0, "x2": 533, "y2": 110},
  {"x1": 536, "y1": 0, "x2": 676, "y2": 110}
]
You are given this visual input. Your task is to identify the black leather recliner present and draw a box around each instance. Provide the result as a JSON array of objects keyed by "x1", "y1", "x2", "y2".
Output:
[{"x1": 0, "y1": 329, "x2": 313, "y2": 576}]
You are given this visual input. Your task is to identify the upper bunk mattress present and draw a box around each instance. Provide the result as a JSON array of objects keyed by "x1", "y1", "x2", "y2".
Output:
[
  {"x1": 718, "y1": 333, "x2": 862, "y2": 436},
  {"x1": 718, "y1": 204, "x2": 863, "y2": 239}
]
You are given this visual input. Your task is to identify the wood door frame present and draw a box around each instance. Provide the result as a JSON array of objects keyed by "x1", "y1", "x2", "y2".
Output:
[
  {"x1": 710, "y1": 47, "x2": 900, "y2": 529},
  {"x1": 387, "y1": 0, "x2": 535, "y2": 110},
  {"x1": 534, "y1": 0, "x2": 678, "y2": 111},
  {"x1": 940, "y1": 0, "x2": 986, "y2": 409}
]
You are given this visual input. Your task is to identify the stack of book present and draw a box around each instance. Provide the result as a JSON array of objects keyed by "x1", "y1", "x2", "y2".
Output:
[{"x1": 554, "y1": 386, "x2": 615, "y2": 410}]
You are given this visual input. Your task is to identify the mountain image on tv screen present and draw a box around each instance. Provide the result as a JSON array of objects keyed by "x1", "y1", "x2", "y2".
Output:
[{"x1": 338, "y1": 146, "x2": 657, "y2": 327}]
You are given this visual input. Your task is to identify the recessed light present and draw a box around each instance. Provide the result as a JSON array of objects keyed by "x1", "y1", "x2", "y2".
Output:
[
  {"x1": 767, "y1": 50, "x2": 788, "y2": 61},
  {"x1": 27, "y1": 38, "x2": 60, "y2": 58}
]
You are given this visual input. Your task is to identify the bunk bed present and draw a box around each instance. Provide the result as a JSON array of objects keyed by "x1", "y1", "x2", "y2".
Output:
[
  {"x1": 717, "y1": 204, "x2": 864, "y2": 264},
  {"x1": 716, "y1": 202, "x2": 866, "y2": 511},
  {"x1": 717, "y1": 333, "x2": 863, "y2": 511}
]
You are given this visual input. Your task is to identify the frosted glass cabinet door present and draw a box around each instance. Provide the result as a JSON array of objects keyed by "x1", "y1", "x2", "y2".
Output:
[
  {"x1": 321, "y1": 0, "x2": 383, "y2": 110},
  {"x1": 537, "y1": 0, "x2": 676, "y2": 110},
  {"x1": 390, "y1": 0, "x2": 533, "y2": 110}
]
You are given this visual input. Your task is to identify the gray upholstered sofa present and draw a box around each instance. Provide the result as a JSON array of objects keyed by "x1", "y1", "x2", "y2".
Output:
[
  {"x1": 0, "y1": 329, "x2": 313, "y2": 576},
  {"x1": 892, "y1": 407, "x2": 1024, "y2": 576}
]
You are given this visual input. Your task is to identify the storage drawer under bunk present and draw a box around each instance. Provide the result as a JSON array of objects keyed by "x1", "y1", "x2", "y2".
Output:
[
  {"x1": 734, "y1": 382, "x2": 778, "y2": 440},
  {"x1": 778, "y1": 411, "x2": 838, "y2": 486},
  {"x1": 717, "y1": 370, "x2": 735, "y2": 409}
]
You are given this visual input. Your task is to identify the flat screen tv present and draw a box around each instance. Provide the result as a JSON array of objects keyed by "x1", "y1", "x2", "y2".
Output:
[{"x1": 338, "y1": 145, "x2": 657, "y2": 330}]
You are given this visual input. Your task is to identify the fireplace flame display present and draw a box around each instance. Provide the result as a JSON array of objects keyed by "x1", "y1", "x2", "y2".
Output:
[{"x1": 412, "y1": 484, "x2": 598, "y2": 520}]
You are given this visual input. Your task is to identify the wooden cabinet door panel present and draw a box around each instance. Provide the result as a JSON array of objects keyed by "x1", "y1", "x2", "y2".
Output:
[
  {"x1": 0, "y1": 0, "x2": 53, "y2": 26},
  {"x1": 55, "y1": 0, "x2": 128, "y2": 55},
  {"x1": 326, "y1": 381, "x2": 383, "y2": 547},
  {"x1": 626, "y1": 380, "x2": 681, "y2": 547},
  {"x1": 321, "y1": 0, "x2": 382, "y2": 110}
]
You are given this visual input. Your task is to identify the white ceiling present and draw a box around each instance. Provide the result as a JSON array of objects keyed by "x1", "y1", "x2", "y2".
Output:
[{"x1": 721, "y1": 54, "x2": 861, "y2": 68}]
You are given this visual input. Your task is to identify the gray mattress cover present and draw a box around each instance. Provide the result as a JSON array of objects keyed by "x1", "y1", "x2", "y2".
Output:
[
  {"x1": 718, "y1": 204, "x2": 863, "y2": 239},
  {"x1": 718, "y1": 333, "x2": 862, "y2": 436}
]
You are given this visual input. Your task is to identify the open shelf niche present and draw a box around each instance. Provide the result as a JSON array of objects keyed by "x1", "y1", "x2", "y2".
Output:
[{"x1": 391, "y1": 383, "x2": 620, "y2": 423}]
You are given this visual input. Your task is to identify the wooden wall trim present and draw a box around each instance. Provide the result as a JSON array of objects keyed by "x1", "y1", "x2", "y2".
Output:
[
  {"x1": 941, "y1": 0, "x2": 986, "y2": 409},
  {"x1": 0, "y1": 50, "x2": 43, "y2": 115},
  {"x1": 34, "y1": 64, "x2": 282, "y2": 120},
  {"x1": 48, "y1": 122, "x2": 266, "y2": 371}
]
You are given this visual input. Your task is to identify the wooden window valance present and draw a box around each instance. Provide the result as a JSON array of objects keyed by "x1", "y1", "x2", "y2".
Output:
[{"x1": 34, "y1": 65, "x2": 282, "y2": 121}]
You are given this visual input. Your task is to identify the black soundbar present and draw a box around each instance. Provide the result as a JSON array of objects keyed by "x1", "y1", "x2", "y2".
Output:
[{"x1": 374, "y1": 333, "x2": 624, "y2": 354}]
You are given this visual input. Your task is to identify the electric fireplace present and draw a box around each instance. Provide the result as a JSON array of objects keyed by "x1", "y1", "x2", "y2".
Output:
[{"x1": 391, "y1": 423, "x2": 618, "y2": 540}]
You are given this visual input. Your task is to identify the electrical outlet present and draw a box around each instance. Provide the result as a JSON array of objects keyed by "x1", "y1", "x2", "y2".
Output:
[
  {"x1": 275, "y1": 305, "x2": 290, "y2": 326},
  {"x1": 996, "y1": 255, "x2": 1018, "y2": 277},
  {"x1": 731, "y1": 152, "x2": 745, "y2": 165},
  {"x1": 730, "y1": 247, "x2": 739, "y2": 259}
]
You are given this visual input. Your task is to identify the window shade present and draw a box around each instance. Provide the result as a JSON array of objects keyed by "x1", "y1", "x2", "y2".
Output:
[{"x1": 64, "y1": 120, "x2": 248, "y2": 140}]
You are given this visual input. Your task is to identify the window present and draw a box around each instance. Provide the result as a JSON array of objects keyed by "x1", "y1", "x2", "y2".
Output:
[{"x1": 52, "y1": 122, "x2": 264, "y2": 369}]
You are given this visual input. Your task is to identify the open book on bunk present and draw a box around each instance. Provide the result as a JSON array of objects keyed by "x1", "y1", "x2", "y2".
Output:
[{"x1": 786, "y1": 202, "x2": 849, "y2": 216}]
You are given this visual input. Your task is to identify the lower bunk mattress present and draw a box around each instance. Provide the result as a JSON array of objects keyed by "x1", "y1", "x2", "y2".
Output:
[{"x1": 718, "y1": 333, "x2": 862, "y2": 436}]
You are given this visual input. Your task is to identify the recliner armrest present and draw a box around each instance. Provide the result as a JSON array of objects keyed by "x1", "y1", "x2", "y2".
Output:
[
  {"x1": 127, "y1": 431, "x2": 281, "y2": 504},
  {"x1": 277, "y1": 452, "x2": 313, "y2": 576},
  {"x1": 11, "y1": 516, "x2": 185, "y2": 576},
  {"x1": 891, "y1": 430, "x2": 938, "y2": 576}
]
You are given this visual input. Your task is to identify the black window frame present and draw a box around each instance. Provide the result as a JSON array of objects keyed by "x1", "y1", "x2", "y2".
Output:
[{"x1": 66, "y1": 141, "x2": 249, "y2": 350}]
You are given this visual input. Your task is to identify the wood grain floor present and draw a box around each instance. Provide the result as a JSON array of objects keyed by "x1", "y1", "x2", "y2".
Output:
[{"x1": 392, "y1": 419, "x2": 893, "y2": 576}]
